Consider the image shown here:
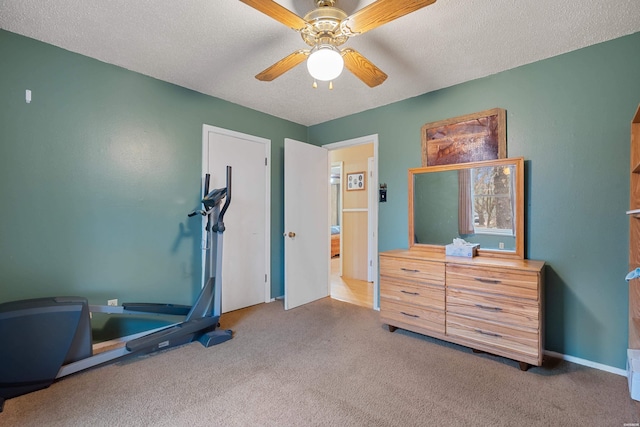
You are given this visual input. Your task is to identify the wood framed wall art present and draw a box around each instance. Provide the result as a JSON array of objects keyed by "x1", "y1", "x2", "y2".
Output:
[
  {"x1": 346, "y1": 172, "x2": 365, "y2": 191},
  {"x1": 421, "y1": 108, "x2": 506, "y2": 166}
]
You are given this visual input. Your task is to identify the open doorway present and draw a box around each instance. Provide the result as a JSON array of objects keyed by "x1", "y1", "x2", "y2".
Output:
[
  {"x1": 323, "y1": 135, "x2": 378, "y2": 310},
  {"x1": 329, "y1": 160, "x2": 371, "y2": 307}
]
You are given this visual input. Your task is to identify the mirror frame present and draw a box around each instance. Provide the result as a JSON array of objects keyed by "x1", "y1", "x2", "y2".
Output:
[{"x1": 408, "y1": 157, "x2": 525, "y2": 260}]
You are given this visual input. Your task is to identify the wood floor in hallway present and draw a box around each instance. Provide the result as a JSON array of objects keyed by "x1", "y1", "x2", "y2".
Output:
[{"x1": 330, "y1": 256, "x2": 373, "y2": 309}]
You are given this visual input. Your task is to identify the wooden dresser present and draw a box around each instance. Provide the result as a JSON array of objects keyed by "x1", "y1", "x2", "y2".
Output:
[{"x1": 380, "y1": 249, "x2": 545, "y2": 370}]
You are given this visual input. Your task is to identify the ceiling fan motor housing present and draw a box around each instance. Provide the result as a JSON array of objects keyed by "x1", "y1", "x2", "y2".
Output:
[{"x1": 301, "y1": 6, "x2": 348, "y2": 47}]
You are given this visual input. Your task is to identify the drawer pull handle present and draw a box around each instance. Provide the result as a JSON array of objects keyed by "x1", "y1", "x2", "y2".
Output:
[
  {"x1": 475, "y1": 278, "x2": 501, "y2": 285},
  {"x1": 401, "y1": 290, "x2": 420, "y2": 296},
  {"x1": 400, "y1": 268, "x2": 420, "y2": 273},
  {"x1": 400, "y1": 311, "x2": 419, "y2": 318},
  {"x1": 475, "y1": 329, "x2": 502, "y2": 338},
  {"x1": 475, "y1": 304, "x2": 502, "y2": 312}
]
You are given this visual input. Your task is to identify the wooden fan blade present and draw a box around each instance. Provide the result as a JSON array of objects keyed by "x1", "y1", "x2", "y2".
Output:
[
  {"x1": 341, "y1": 0, "x2": 436, "y2": 36},
  {"x1": 342, "y1": 48, "x2": 388, "y2": 87},
  {"x1": 239, "y1": 0, "x2": 308, "y2": 31},
  {"x1": 256, "y1": 50, "x2": 309, "y2": 81}
]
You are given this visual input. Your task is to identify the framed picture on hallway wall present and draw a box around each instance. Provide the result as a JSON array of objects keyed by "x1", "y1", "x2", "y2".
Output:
[
  {"x1": 421, "y1": 108, "x2": 506, "y2": 166},
  {"x1": 346, "y1": 172, "x2": 365, "y2": 191}
]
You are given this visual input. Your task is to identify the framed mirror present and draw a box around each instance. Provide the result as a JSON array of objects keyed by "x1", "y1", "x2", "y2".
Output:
[{"x1": 409, "y1": 157, "x2": 524, "y2": 259}]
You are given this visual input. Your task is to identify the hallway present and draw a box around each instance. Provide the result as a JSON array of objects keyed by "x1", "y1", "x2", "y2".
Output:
[{"x1": 330, "y1": 256, "x2": 373, "y2": 309}]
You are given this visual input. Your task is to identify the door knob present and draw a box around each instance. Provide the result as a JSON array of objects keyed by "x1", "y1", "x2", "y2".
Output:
[{"x1": 284, "y1": 231, "x2": 296, "y2": 238}]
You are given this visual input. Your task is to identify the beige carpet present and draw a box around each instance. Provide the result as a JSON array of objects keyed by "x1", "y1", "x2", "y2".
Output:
[{"x1": 3, "y1": 297, "x2": 639, "y2": 426}]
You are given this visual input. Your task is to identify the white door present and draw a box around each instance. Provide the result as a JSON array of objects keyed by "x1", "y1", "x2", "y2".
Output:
[
  {"x1": 203, "y1": 125, "x2": 270, "y2": 313},
  {"x1": 284, "y1": 138, "x2": 330, "y2": 310}
]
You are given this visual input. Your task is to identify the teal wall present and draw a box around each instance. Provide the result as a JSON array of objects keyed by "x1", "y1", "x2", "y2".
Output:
[
  {"x1": 0, "y1": 29, "x2": 306, "y2": 306},
  {"x1": 309, "y1": 32, "x2": 640, "y2": 369}
]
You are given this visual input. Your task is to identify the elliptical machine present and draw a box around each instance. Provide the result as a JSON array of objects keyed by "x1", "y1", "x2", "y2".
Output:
[{"x1": 0, "y1": 167, "x2": 234, "y2": 411}]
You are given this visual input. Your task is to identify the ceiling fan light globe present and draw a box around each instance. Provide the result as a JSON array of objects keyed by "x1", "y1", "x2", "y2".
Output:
[{"x1": 307, "y1": 48, "x2": 344, "y2": 81}]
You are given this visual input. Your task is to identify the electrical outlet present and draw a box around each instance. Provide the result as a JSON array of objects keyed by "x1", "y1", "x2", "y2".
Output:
[
  {"x1": 499, "y1": 242, "x2": 505, "y2": 249},
  {"x1": 107, "y1": 299, "x2": 118, "y2": 307}
]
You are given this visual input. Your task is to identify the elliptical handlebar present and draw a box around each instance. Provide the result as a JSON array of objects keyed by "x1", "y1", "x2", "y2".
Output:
[
  {"x1": 188, "y1": 166, "x2": 231, "y2": 233},
  {"x1": 204, "y1": 173, "x2": 210, "y2": 197},
  {"x1": 218, "y1": 166, "x2": 232, "y2": 226}
]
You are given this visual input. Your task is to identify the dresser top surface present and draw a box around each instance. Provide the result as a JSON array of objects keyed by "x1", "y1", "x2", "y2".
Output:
[{"x1": 380, "y1": 249, "x2": 545, "y2": 272}]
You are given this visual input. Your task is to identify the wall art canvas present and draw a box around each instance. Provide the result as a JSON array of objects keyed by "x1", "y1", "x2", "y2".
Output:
[{"x1": 421, "y1": 108, "x2": 506, "y2": 166}]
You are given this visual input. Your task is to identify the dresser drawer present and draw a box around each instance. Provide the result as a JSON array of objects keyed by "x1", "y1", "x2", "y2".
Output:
[
  {"x1": 447, "y1": 288, "x2": 539, "y2": 330},
  {"x1": 381, "y1": 277, "x2": 444, "y2": 311},
  {"x1": 380, "y1": 256, "x2": 444, "y2": 285},
  {"x1": 446, "y1": 313, "x2": 539, "y2": 358},
  {"x1": 381, "y1": 299, "x2": 445, "y2": 335},
  {"x1": 446, "y1": 264, "x2": 539, "y2": 300}
]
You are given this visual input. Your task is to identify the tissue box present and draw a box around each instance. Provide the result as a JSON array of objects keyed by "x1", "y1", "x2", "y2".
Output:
[
  {"x1": 445, "y1": 243, "x2": 479, "y2": 258},
  {"x1": 628, "y1": 349, "x2": 640, "y2": 401}
]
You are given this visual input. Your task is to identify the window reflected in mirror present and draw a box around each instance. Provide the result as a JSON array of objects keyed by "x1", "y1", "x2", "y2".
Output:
[{"x1": 470, "y1": 165, "x2": 515, "y2": 236}]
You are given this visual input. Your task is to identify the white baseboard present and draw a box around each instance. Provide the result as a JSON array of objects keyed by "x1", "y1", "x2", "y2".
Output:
[{"x1": 544, "y1": 350, "x2": 627, "y2": 376}]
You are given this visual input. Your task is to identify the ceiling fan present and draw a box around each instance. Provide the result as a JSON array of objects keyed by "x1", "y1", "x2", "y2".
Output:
[{"x1": 239, "y1": 0, "x2": 437, "y2": 88}]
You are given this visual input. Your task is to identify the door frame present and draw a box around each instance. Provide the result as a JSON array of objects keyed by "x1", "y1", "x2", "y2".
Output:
[
  {"x1": 323, "y1": 134, "x2": 379, "y2": 310},
  {"x1": 367, "y1": 156, "x2": 375, "y2": 282},
  {"x1": 330, "y1": 161, "x2": 344, "y2": 276},
  {"x1": 201, "y1": 124, "x2": 271, "y2": 305}
]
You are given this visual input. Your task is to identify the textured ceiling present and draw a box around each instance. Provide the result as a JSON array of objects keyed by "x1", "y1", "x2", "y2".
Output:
[{"x1": 1, "y1": 0, "x2": 639, "y2": 126}]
